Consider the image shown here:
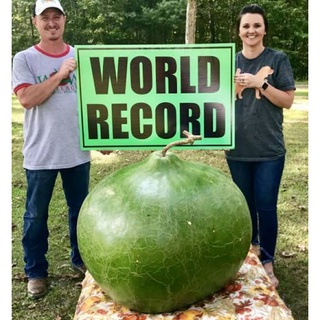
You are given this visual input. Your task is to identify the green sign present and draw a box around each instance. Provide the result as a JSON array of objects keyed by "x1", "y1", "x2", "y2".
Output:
[{"x1": 75, "y1": 43, "x2": 235, "y2": 150}]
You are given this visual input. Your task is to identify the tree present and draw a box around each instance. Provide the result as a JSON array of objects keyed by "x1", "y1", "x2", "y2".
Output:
[
  {"x1": 12, "y1": 0, "x2": 36, "y2": 55},
  {"x1": 185, "y1": 0, "x2": 197, "y2": 44},
  {"x1": 11, "y1": 0, "x2": 308, "y2": 80}
]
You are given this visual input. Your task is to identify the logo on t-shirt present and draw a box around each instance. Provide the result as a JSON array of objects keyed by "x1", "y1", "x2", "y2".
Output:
[
  {"x1": 49, "y1": 70, "x2": 74, "y2": 86},
  {"x1": 48, "y1": 70, "x2": 77, "y2": 93},
  {"x1": 235, "y1": 66, "x2": 274, "y2": 100}
]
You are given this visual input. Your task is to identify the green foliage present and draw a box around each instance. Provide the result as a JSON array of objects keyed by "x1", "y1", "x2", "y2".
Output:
[
  {"x1": 11, "y1": 0, "x2": 37, "y2": 53},
  {"x1": 11, "y1": 0, "x2": 308, "y2": 79}
]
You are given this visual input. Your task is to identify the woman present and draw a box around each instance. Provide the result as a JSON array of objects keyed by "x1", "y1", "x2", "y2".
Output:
[{"x1": 225, "y1": 4, "x2": 295, "y2": 288}]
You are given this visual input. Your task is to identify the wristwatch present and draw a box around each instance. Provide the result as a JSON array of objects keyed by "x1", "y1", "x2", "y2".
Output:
[{"x1": 261, "y1": 79, "x2": 269, "y2": 90}]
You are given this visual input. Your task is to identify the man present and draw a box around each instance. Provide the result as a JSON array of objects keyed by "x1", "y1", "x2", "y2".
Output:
[{"x1": 12, "y1": 0, "x2": 91, "y2": 299}]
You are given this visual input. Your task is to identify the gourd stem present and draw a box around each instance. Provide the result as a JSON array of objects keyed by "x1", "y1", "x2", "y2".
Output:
[{"x1": 161, "y1": 130, "x2": 202, "y2": 156}]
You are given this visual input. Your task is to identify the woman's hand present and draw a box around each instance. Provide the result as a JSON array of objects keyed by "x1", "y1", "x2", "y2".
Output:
[{"x1": 234, "y1": 68, "x2": 259, "y2": 88}]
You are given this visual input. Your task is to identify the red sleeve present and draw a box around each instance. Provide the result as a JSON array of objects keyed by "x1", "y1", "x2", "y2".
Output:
[{"x1": 13, "y1": 83, "x2": 32, "y2": 95}]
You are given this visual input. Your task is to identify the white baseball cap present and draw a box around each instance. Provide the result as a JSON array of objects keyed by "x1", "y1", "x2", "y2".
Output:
[{"x1": 34, "y1": 0, "x2": 65, "y2": 16}]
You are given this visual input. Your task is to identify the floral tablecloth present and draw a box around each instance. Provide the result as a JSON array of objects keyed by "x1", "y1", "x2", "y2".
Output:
[{"x1": 73, "y1": 247, "x2": 294, "y2": 320}]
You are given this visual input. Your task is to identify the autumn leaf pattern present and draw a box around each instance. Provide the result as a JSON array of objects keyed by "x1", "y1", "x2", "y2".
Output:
[{"x1": 74, "y1": 247, "x2": 294, "y2": 320}]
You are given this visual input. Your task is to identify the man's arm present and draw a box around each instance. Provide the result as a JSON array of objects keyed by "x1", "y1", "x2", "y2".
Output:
[{"x1": 16, "y1": 58, "x2": 76, "y2": 109}]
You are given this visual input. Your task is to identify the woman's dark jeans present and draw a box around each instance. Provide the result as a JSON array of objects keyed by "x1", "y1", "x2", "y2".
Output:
[
  {"x1": 226, "y1": 156, "x2": 285, "y2": 264},
  {"x1": 22, "y1": 162, "x2": 90, "y2": 279}
]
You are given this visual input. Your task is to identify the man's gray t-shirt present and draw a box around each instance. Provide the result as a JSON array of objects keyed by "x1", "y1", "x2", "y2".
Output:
[
  {"x1": 12, "y1": 45, "x2": 90, "y2": 170},
  {"x1": 225, "y1": 47, "x2": 295, "y2": 161}
]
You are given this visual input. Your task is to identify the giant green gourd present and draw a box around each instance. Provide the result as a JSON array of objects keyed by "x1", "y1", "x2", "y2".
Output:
[{"x1": 77, "y1": 145, "x2": 252, "y2": 314}]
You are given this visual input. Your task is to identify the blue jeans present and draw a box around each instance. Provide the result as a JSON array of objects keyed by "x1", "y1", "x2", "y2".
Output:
[
  {"x1": 22, "y1": 162, "x2": 90, "y2": 279},
  {"x1": 226, "y1": 157, "x2": 285, "y2": 265}
]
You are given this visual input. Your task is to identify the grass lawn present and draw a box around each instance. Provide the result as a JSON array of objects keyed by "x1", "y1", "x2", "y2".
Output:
[{"x1": 11, "y1": 89, "x2": 308, "y2": 319}]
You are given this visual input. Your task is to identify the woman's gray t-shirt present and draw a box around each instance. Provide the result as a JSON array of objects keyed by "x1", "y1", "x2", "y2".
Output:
[{"x1": 225, "y1": 47, "x2": 295, "y2": 161}]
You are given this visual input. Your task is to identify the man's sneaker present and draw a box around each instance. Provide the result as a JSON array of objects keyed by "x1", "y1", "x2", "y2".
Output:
[
  {"x1": 27, "y1": 278, "x2": 48, "y2": 299},
  {"x1": 72, "y1": 264, "x2": 87, "y2": 274}
]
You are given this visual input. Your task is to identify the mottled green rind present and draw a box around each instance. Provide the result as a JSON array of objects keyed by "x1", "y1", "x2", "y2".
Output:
[{"x1": 77, "y1": 150, "x2": 252, "y2": 314}]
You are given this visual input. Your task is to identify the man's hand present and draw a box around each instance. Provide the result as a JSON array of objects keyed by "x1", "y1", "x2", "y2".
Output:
[{"x1": 58, "y1": 58, "x2": 77, "y2": 79}]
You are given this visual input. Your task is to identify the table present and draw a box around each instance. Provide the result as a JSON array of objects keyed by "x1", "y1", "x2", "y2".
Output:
[{"x1": 73, "y1": 247, "x2": 294, "y2": 320}]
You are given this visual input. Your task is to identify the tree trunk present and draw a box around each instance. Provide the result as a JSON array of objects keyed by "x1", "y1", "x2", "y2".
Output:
[{"x1": 185, "y1": 0, "x2": 197, "y2": 44}]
